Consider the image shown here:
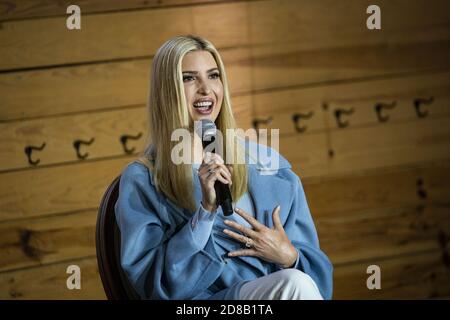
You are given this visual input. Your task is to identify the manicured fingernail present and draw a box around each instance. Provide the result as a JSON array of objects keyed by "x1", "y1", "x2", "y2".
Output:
[
  {"x1": 224, "y1": 220, "x2": 230, "y2": 224},
  {"x1": 228, "y1": 252, "x2": 234, "y2": 257}
]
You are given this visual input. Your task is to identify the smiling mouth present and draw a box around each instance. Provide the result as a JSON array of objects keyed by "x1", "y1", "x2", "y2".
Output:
[{"x1": 193, "y1": 100, "x2": 214, "y2": 113}]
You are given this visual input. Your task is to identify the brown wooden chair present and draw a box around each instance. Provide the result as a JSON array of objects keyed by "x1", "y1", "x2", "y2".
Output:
[{"x1": 96, "y1": 175, "x2": 140, "y2": 300}]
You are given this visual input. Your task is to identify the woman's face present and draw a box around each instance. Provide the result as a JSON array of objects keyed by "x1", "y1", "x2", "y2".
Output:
[{"x1": 182, "y1": 50, "x2": 223, "y2": 124}]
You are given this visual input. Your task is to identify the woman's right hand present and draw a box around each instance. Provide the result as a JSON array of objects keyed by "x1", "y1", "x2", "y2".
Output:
[{"x1": 198, "y1": 152, "x2": 233, "y2": 213}]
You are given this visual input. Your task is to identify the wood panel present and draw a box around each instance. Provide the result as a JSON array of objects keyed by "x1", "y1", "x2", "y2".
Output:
[
  {"x1": 0, "y1": 107, "x2": 148, "y2": 171},
  {"x1": 0, "y1": 48, "x2": 252, "y2": 121},
  {"x1": 283, "y1": 115, "x2": 450, "y2": 178},
  {"x1": 0, "y1": 157, "x2": 133, "y2": 222},
  {"x1": 0, "y1": 95, "x2": 252, "y2": 171},
  {"x1": 250, "y1": 41, "x2": 450, "y2": 92},
  {"x1": 2, "y1": 43, "x2": 449, "y2": 123},
  {"x1": 0, "y1": 60, "x2": 152, "y2": 121},
  {"x1": 0, "y1": 210, "x2": 96, "y2": 272},
  {"x1": 0, "y1": 2, "x2": 249, "y2": 70},
  {"x1": 319, "y1": 204, "x2": 450, "y2": 265},
  {"x1": 1, "y1": 0, "x2": 449, "y2": 72},
  {"x1": 0, "y1": 257, "x2": 105, "y2": 299},
  {"x1": 303, "y1": 160, "x2": 450, "y2": 216},
  {"x1": 0, "y1": 0, "x2": 232, "y2": 21},
  {"x1": 333, "y1": 250, "x2": 450, "y2": 299},
  {"x1": 269, "y1": 131, "x2": 331, "y2": 178},
  {"x1": 250, "y1": 0, "x2": 450, "y2": 47},
  {"x1": 325, "y1": 96, "x2": 450, "y2": 130},
  {"x1": 327, "y1": 116, "x2": 450, "y2": 174},
  {"x1": 248, "y1": 0, "x2": 450, "y2": 90},
  {"x1": 310, "y1": 161, "x2": 450, "y2": 264},
  {"x1": 253, "y1": 71, "x2": 450, "y2": 134}
]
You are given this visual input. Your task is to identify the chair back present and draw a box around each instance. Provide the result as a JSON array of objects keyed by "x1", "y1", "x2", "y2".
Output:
[{"x1": 96, "y1": 175, "x2": 140, "y2": 300}]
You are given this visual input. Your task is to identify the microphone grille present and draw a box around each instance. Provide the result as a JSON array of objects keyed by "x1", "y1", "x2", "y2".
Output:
[{"x1": 198, "y1": 119, "x2": 216, "y2": 139}]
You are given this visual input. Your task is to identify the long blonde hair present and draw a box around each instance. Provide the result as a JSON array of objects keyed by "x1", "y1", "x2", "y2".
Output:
[{"x1": 136, "y1": 34, "x2": 248, "y2": 213}]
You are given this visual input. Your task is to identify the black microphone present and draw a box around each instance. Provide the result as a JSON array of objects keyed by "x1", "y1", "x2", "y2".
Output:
[{"x1": 196, "y1": 119, "x2": 234, "y2": 216}]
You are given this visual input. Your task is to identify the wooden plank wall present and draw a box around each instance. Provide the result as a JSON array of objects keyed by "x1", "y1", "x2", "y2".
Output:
[{"x1": 0, "y1": 0, "x2": 449, "y2": 299}]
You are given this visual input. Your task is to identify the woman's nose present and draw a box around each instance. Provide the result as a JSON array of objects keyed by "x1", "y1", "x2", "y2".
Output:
[{"x1": 198, "y1": 80, "x2": 211, "y2": 94}]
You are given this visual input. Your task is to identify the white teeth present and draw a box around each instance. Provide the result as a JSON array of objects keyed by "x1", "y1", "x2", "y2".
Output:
[{"x1": 193, "y1": 101, "x2": 213, "y2": 107}]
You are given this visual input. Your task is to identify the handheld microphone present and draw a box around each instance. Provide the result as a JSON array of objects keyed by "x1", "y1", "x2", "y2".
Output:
[{"x1": 196, "y1": 119, "x2": 234, "y2": 216}]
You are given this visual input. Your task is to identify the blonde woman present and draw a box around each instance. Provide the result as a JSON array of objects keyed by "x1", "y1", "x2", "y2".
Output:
[{"x1": 115, "y1": 35, "x2": 333, "y2": 300}]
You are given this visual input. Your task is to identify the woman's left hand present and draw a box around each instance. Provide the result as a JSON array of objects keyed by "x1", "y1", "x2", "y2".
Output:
[{"x1": 223, "y1": 205, "x2": 298, "y2": 268}]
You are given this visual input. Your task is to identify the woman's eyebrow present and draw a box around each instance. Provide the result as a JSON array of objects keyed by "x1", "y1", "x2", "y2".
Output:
[{"x1": 182, "y1": 68, "x2": 219, "y2": 74}]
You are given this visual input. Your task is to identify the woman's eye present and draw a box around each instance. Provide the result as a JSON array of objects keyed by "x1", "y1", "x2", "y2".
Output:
[
  {"x1": 183, "y1": 73, "x2": 219, "y2": 82},
  {"x1": 183, "y1": 75, "x2": 194, "y2": 82}
]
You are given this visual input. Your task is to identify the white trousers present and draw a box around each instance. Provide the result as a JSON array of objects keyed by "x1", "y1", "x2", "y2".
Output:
[{"x1": 238, "y1": 269, "x2": 323, "y2": 300}]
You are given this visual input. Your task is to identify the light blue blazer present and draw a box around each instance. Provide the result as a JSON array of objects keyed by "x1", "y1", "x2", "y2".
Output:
[{"x1": 115, "y1": 139, "x2": 333, "y2": 300}]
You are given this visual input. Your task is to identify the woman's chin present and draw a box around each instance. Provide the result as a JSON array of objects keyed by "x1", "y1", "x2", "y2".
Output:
[
  {"x1": 193, "y1": 114, "x2": 216, "y2": 122},
  {"x1": 189, "y1": 107, "x2": 220, "y2": 124}
]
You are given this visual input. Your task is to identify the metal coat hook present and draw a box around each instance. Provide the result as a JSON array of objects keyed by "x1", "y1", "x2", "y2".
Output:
[
  {"x1": 120, "y1": 132, "x2": 143, "y2": 154},
  {"x1": 24, "y1": 142, "x2": 46, "y2": 166},
  {"x1": 292, "y1": 111, "x2": 314, "y2": 133},
  {"x1": 414, "y1": 96, "x2": 433, "y2": 118},
  {"x1": 375, "y1": 101, "x2": 397, "y2": 123},
  {"x1": 73, "y1": 138, "x2": 95, "y2": 160},
  {"x1": 252, "y1": 117, "x2": 273, "y2": 131},
  {"x1": 416, "y1": 178, "x2": 427, "y2": 199},
  {"x1": 334, "y1": 107, "x2": 354, "y2": 128}
]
